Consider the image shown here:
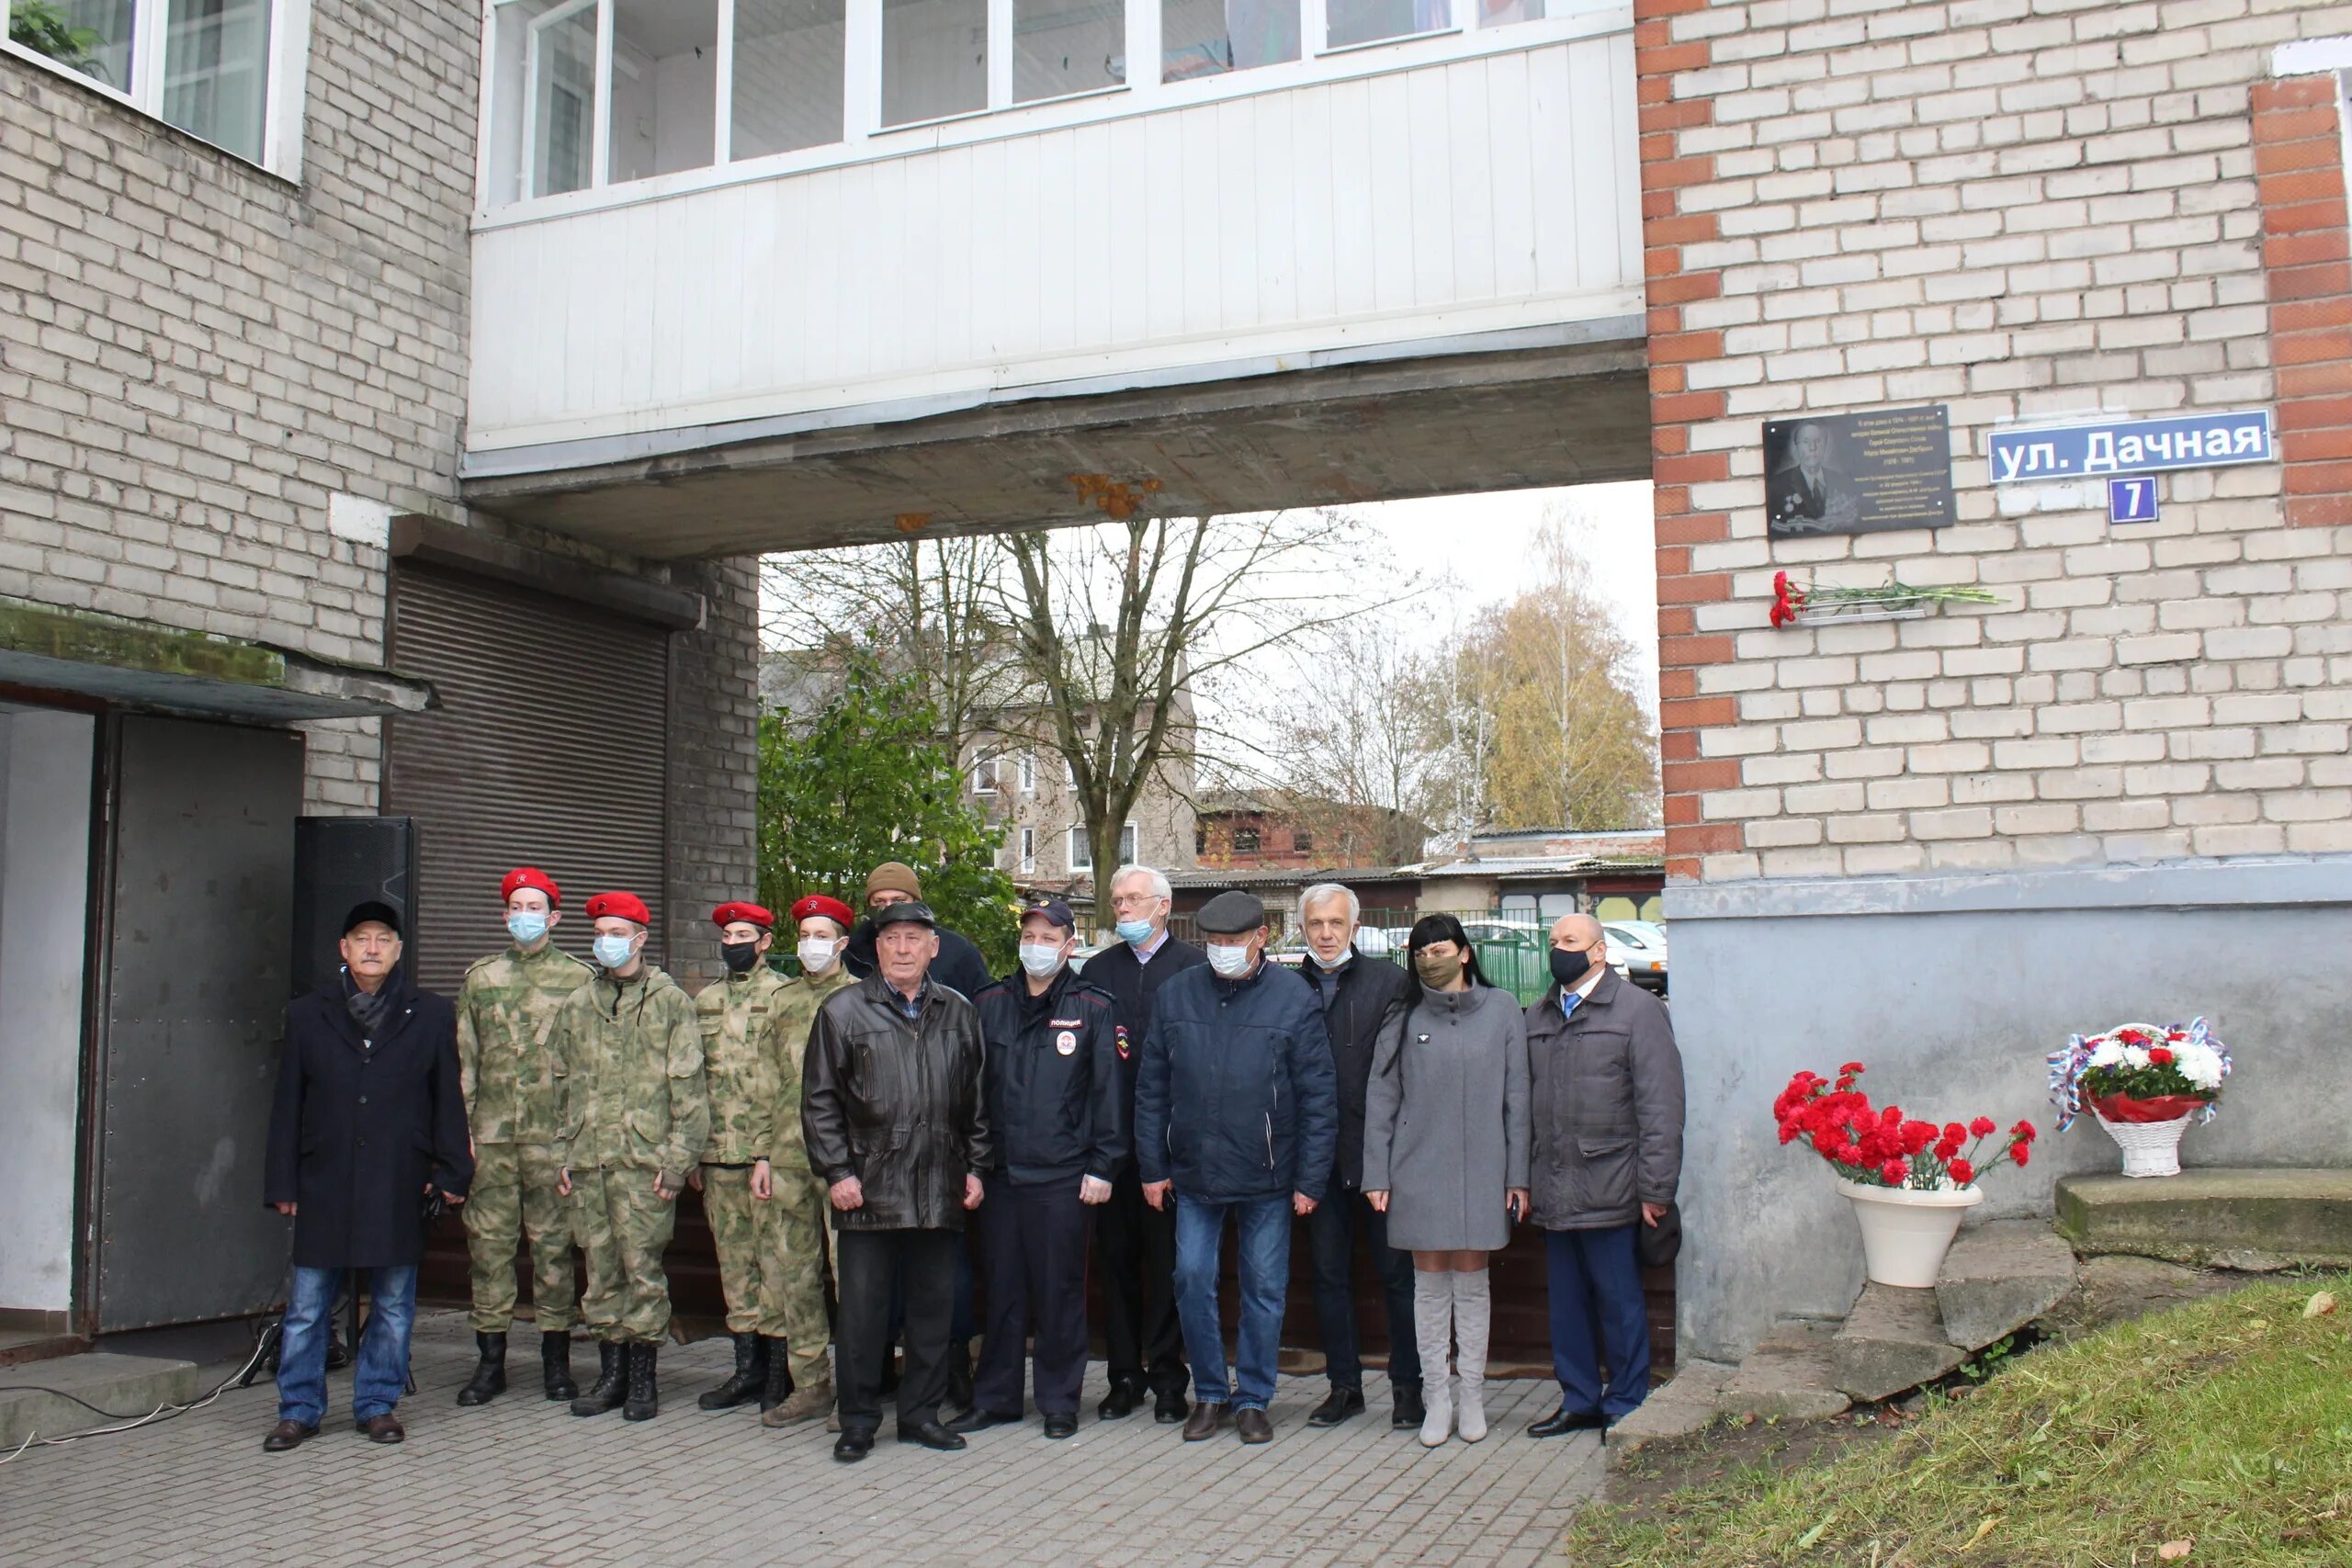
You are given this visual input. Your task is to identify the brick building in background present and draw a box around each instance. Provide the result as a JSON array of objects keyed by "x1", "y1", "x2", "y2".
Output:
[{"x1": 1636, "y1": 0, "x2": 2352, "y2": 1361}]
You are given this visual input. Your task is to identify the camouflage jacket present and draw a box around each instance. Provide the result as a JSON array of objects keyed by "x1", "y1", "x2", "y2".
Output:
[
  {"x1": 456, "y1": 942, "x2": 594, "y2": 1145},
  {"x1": 552, "y1": 964, "x2": 709, "y2": 1190},
  {"x1": 695, "y1": 965, "x2": 795, "y2": 1166},
  {"x1": 767, "y1": 965, "x2": 854, "y2": 1171}
]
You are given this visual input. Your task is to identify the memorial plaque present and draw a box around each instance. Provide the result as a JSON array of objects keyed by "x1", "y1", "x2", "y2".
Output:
[{"x1": 1764, "y1": 405, "x2": 1956, "y2": 538}]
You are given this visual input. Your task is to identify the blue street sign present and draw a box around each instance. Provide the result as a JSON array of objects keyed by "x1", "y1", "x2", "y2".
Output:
[
  {"x1": 1988, "y1": 409, "x2": 2272, "y2": 483},
  {"x1": 2108, "y1": 477, "x2": 2160, "y2": 525}
]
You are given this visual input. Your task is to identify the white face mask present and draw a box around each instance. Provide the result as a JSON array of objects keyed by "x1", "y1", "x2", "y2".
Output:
[
  {"x1": 593, "y1": 932, "x2": 639, "y2": 971},
  {"x1": 1308, "y1": 944, "x2": 1351, "y2": 970},
  {"x1": 1204, "y1": 941, "x2": 1254, "y2": 978},
  {"x1": 1017, "y1": 942, "x2": 1066, "y2": 979},
  {"x1": 797, "y1": 937, "x2": 840, "y2": 974}
]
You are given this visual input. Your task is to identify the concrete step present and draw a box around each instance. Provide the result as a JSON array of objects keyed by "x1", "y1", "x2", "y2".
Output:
[
  {"x1": 1832, "y1": 1284, "x2": 1963, "y2": 1402},
  {"x1": 1938, "y1": 1219, "x2": 2079, "y2": 1351},
  {"x1": 1715, "y1": 1320, "x2": 1849, "y2": 1423},
  {"x1": 2054, "y1": 1168, "x2": 2352, "y2": 1270},
  {"x1": 0, "y1": 1351, "x2": 206, "y2": 1450},
  {"x1": 1604, "y1": 1357, "x2": 1734, "y2": 1469}
]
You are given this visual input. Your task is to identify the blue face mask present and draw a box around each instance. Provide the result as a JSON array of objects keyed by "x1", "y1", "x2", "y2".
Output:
[
  {"x1": 1115, "y1": 919, "x2": 1155, "y2": 945},
  {"x1": 593, "y1": 932, "x2": 639, "y2": 971},
  {"x1": 507, "y1": 910, "x2": 550, "y2": 946}
]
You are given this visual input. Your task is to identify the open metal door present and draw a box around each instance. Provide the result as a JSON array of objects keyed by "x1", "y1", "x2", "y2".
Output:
[{"x1": 95, "y1": 716, "x2": 301, "y2": 1331}]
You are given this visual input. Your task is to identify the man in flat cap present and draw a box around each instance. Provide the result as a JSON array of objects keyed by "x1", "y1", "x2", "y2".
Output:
[
  {"x1": 1135, "y1": 890, "x2": 1337, "y2": 1447},
  {"x1": 453, "y1": 866, "x2": 594, "y2": 1408},
  {"x1": 552, "y1": 891, "x2": 708, "y2": 1422},
  {"x1": 954, "y1": 899, "x2": 1125, "y2": 1440},
  {"x1": 755, "y1": 892, "x2": 860, "y2": 1428},
  {"x1": 802, "y1": 900, "x2": 991, "y2": 1462},
  {"x1": 262, "y1": 902, "x2": 472, "y2": 1451}
]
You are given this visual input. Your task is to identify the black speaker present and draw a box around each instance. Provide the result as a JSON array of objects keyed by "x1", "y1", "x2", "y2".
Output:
[{"x1": 292, "y1": 816, "x2": 419, "y2": 997}]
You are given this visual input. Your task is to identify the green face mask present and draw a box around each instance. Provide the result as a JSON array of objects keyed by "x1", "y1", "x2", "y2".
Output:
[{"x1": 1414, "y1": 950, "x2": 1464, "y2": 987}]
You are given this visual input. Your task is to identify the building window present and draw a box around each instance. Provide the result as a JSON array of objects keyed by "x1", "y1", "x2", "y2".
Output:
[
  {"x1": 1018, "y1": 826, "x2": 1035, "y2": 872},
  {"x1": 4, "y1": 0, "x2": 302, "y2": 173},
  {"x1": 1013, "y1": 0, "x2": 1122, "y2": 103},
  {"x1": 731, "y1": 0, "x2": 846, "y2": 159},
  {"x1": 1326, "y1": 0, "x2": 1449, "y2": 49},
  {"x1": 605, "y1": 0, "x2": 718, "y2": 186},
  {"x1": 1120, "y1": 819, "x2": 1137, "y2": 863},
  {"x1": 1161, "y1": 0, "x2": 1296, "y2": 80},
  {"x1": 971, "y1": 750, "x2": 998, "y2": 795},
  {"x1": 1069, "y1": 825, "x2": 1090, "y2": 870},
  {"x1": 881, "y1": 0, "x2": 984, "y2": 126},
  {"x1": 1018, "y1": 750, "x2": 1035, "y2": 793},
  {"x1": 1292, "y1": 828, "x2": 1312, "y2": 854},
  {"x1": 1233, "y1": 825, "x2": 1261, "y2": 853},
  {"x1": 1193, "y1": 825, "x2": 1207, "y2": 857}
]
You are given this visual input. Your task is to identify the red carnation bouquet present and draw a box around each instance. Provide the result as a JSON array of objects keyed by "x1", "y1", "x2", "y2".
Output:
[{"x1": 1775, "y1": 1063, "x2": 2034, "y2": 1190}]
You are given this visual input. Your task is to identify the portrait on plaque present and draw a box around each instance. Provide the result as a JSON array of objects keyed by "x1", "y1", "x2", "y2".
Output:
[{"x1": 1764, "y1": 405, "x2": 1956, "y2": 538}]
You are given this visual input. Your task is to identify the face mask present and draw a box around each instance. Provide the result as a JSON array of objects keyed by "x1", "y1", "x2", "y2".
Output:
[
  {"x1": 720, "y1": 940, "x2": 762, "y2": 975},
  {"x1": 1550, "y1": 946, "x2": 1593, "y2": 989},
  {"x1": 797, "y1": 938, "x2": 839, "y2": 974},
  {"x1": 1309, "y1": 945, "x2": 1351, "y2": 970},
  {"x1": 594, "y1": 933, "x2": 639, "y2": 971},
  {"x1": 1415, "y1": 951, "x2": 1464, "y2": 988},
  {"x1": 1204, "y1": 942, "x2": 1253, "y2": 978},
  {"x1": 1114, "y1": 918, "x2": 1155, "y2": 945},
  {"x1": 1018, "y1": 942, "x2": 1066, "y2": 978},
  {"x1": 507, "y1": 911, "x2": 549, "y2": 946}
]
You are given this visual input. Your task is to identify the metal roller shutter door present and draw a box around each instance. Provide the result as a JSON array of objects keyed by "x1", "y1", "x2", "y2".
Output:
[{"x1": 384, "y1": 563, "x2": 670, "y2": 995}]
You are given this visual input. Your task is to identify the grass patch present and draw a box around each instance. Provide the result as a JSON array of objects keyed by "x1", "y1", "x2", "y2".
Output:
[{"x1": 1568, "y1": 1275, "x2": 2352, "y2": 1567}]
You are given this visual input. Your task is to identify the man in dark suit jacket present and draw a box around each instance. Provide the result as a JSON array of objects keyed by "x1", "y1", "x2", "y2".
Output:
[
  {"x1": 1767, "y1": 421, "x2": 1860, "y2": 532},
  {"x1": 262, "y1": 901, "x2": 471, "y2": 1452}
]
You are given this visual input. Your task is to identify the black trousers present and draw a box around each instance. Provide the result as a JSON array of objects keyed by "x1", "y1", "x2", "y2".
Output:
[
  {"x1": 1095, "y1": 1168, "x2": 1187, "y2": 1396},
  {"x1": 1305, "y1": 1184, "x2": 1421, "y2": 1393},
  {"x1": 836, "y1": 1227, "x2": 961, "y2": 1435},
  {"x1": 973, "y1": 1180, "x2": 1090, "y2": 1418}
]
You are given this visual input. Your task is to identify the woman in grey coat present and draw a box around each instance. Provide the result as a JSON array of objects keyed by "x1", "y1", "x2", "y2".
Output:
[{"x1": 1362, "y1": 914, "x2": 1531, "y2": 1448}]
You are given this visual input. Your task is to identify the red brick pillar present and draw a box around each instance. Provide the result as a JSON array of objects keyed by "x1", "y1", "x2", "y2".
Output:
[{"x1": 2254, "y1": 72, "x2": 2352, "y2": 528}]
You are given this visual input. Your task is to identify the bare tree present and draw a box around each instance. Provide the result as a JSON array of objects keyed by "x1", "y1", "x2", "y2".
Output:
[{"x1": 1253, "y1": 619, "x2": 1443, "y2": 864}]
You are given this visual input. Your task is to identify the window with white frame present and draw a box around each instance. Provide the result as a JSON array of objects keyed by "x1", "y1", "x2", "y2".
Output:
[
  {"x1": 1018, "y1": 750, "x2": 1035, "y2": 793},
  {"x1": 3, "y1": 0, "x2": 304, "y2": 173},
  {"x1": 1120, "y1": 819, "x2": 1137, "y2": 863},
  {"x1": 971, "y1": 749, "x2": 999, "y2": 794},
  {"x1": 1069, "y1": 824, "x2": 1090, "y2": 870},
  {"x1": 732, "y1": 0, "x2": 845, "y2": 157},
  {"x1": 1018, "y1": 826, "x2": 1035, "y2": 873},
  {"x1": 1160, "y1": 0, "x2": 1295, "y2": 79}
]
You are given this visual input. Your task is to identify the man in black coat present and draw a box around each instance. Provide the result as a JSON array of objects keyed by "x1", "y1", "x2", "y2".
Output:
[
  {"x1": 1294, "y1": 884, "x2": 1419, "y2": 1431},
  {"x1": 1079, "y1": 863, "x2": 1206, "y2": 1423},
  {"x1": 262, "y1": 902, "x2": 471, "y2": 1451},
  {"x1": 840, "y1": 861, "x2": 994, "y2": 1000}
]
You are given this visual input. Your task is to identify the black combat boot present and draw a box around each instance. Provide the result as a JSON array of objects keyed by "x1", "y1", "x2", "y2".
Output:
[
  {"x1": 456, "y1": 1332, "x2": 507, "y2": 1406},
  {"x1": 622, "y1": 1343, "x2": 661, "y2": 1421},
  {"x1": 571, "y1": 1341, "x2": 627, "y2": 1417},
  {"x1": 697, "y1": 1333, "x2": 766, "y2": 1411},
  {"x1": 758, "y1": 1337, "x2": 795, "y2": 1413},
  {"x1": 541, "y1": 1330, "x2": 577, "y2": 1402}
]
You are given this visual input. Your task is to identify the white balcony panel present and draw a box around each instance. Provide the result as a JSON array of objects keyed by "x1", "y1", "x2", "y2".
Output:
[{"x1": 467, "y1": 28, "x2": 1638, "y2": 456}]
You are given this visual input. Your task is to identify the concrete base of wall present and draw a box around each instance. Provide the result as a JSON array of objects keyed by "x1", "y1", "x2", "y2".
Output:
[
  {"x1": 0, "y1": 1352, "x2": 204, "y2": 1449},
  {"x1": 1663, "y1": 854, "x2": 2352, "y2": 1365}
]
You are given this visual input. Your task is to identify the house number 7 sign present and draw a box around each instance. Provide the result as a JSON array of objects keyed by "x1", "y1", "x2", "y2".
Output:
[{"x1": 2108, "y1": 477, "x2": 2159, "y2": 525}]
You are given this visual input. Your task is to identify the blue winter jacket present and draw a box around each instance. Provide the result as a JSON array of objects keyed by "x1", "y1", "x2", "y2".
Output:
[{"x1": 1135, "y1": 958, "x2": 1339, "y2": 1204}]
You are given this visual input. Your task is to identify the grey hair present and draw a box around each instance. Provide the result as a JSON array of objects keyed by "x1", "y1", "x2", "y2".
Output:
[
  {"x1": 1299, "y1": 883, "x2": 1359, "y2": 923},
  {"x1": 1109, "y1": 863, "x2": 1171, "y2": 901}
]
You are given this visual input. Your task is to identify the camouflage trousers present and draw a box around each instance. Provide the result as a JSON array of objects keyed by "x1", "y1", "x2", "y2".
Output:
[
  {"x1": 572, "y1": 1166, "x2": 678, "y2": 1345},
  {"x1": 700, "y1": 1163, "x2": 834, "y2": 1386},
  {"x1": 464, "y1": 1141, "x2": 577, "y2": 1334}
]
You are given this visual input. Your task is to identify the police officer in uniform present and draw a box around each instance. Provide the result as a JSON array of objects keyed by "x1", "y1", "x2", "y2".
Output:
[{"x1": 454, "y1": 867, "x2": 594, "y2": 1407}]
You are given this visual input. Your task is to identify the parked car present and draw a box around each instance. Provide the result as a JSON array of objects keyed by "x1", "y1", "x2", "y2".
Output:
[{"x1": 1603, "y1": 920, "x2": 1668, "y2": 997}]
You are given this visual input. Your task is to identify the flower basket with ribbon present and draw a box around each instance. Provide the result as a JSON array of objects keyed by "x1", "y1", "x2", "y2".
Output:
[{"x1": 2048, "y1": 1021, "x2": 2229, "y2": 1179}]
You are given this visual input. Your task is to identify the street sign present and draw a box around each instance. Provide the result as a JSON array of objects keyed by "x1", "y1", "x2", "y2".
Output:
[
  {"x1": 1988, "y1": 409, "x2": 2272, "y2": 483},
  {"x1": 2108, "y1": 476, "x2": 2160, "y2": 525}
]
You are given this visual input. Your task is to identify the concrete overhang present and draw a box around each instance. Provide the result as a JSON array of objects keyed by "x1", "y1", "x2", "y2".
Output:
[
  {"x1": 458, "y1": 321, "x2": 1652, "y2": 558},
  {"x1": 0, "y1": 596, "x2": 438, "y2": 722}
]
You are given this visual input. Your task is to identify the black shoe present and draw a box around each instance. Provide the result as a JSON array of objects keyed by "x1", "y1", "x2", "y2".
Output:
[
  {"x1": 833, "y1": 1430, "x2": 875, "y2": 1462},
  {"x1": 324, "y1": 1331, "x2": 351, "y2": 1371},
  {"x1": 1235, "y1": 1406, "x2": 1273, "y2": 1445},
  {"x1": 946, "y1": 1407, "x2": 1022, "y2": 1435},
  {"x1": 456, "y1": 1331, "x2": 507, "y2": 1406},
  {"x1": 1042, "y1": 1413, "x2": 1077, "y2": 1439},
  {"x1": 541, "y1": 1331, "x2": 577, "y2": 1402},
  {"x1": 897, "y1": 1417, "x2": 967, "y2": 1451},
  {"x1": 1153, "y1": 1389, "x2": 1191, "y2": 1425},
  {"x1": 944, "y1": 1338, "x2": 975, "y2": 1420},
  {"x1": 1527, "y1": 1404, "x2": 1606, "y2": 1438},
  {"x1": 622, "y1": 1343, "x2": 661, "y2": 1421},
  {"x1": 1306, "y1": 1385, "x2": 1363, "y2": 1427},
  {"x1": 758, "y1": 1336, "x2": 794, "y2": 1413},
  {"x1": 1392, "y1": 1383, "x2": 1426, "y2": 1430},
  {"x1": 571, "y1": 1341, "x2": 627, "y2": 1417},
  {"x1": 1098, "y1": 1378, "x2": 1144, "y2": 1420},
  {"x1": 698, "y1": 1332, "x2": 766, "y2": 1411}
]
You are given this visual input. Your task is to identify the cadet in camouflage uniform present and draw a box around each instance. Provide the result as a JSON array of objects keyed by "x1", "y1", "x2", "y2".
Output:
[
  {"x1": 454, "y1": 866, "x2": 594, "y2": 1408},
  {"x1": 553, "y1": 890, "x2": 708, "y2": 1422}
]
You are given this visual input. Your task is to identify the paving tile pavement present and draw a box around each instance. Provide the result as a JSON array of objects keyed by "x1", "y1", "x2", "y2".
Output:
[{"x1": 0, "y1": 1313, "x2": 1602, "y2": 1567}]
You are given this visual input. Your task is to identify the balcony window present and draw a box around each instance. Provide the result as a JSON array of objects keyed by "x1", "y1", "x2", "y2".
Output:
[
  {"x1": 731, "y1": 0, "x2": 845, "y2": 158},
  {"x1": 5, "y1": 0, "x2": 296, "y2": 172},
  {"x1": 606, "y1": 0, "x2": 718, "y2": 186},
  {"x1": 1326, "y1": 0, "x2": 1447, "y2": 50},
  {"x1": 1013, "y1": 0, "x2": 1121, "y2": 103},
  {"x1": 1160, "y1": 0, "x2": 1295, "y2": 81},
  {"x1": 881, "y1": 0, "x2": 983, "y2": 127},
  {"x1": 1233, "y1": 826, "x2": 1261, "y2": 853}
]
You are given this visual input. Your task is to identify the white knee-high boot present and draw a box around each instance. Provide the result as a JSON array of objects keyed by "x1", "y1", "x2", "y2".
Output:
[
  {"x1": 1453, "y1": 1269, "x2": 1491, "y2": 1442},
  {"x1": 1414, "y1": 1270, "x2": 1454, "y2": 1448}
]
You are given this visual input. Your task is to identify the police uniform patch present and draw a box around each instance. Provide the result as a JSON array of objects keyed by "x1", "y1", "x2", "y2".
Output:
[
  {"x1": 1055, "y1": 1031, "x2": 1078, "y2": 1055},
  {"x1": 1115, "y1": 1024, "x2": 1131, "y2": 1061}
]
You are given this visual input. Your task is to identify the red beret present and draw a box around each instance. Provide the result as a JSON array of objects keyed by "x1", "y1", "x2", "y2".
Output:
[
  {"x1": 791, "y1": 895, "x2": 856, "y2": 930},
  {"x1": 584, "y1": 891, "x2": 650, "y2": 926},
  {"x1": 712, "y1": 901, "x2": 775, "y2": 930},
  {"x1": 501, "y1": 866, "x2": 560, "y2": 906}
]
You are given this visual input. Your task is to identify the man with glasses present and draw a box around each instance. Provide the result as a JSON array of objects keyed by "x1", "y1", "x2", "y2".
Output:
[{"x1": 1078, "y1": 863, "x2": 1205, "y2": 1423}]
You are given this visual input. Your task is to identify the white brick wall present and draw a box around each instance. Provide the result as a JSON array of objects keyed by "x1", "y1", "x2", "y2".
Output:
[{"x1": 1662, "y1": 0, "x2": 2352, "y2": 882}]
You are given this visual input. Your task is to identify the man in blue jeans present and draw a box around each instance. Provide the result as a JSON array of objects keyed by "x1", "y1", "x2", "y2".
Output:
[
  {"x1": 1135, "y1": 890, "x2": 1337, "y2": 1446},
  {"x1": 263, "y1": 902, "x2": 472, "y2": 1450}
]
